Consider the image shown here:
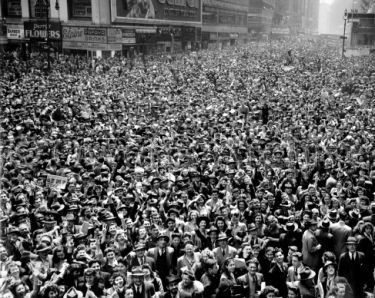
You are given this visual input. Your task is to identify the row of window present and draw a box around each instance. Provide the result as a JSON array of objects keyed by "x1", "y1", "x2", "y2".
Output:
[{"x1": 2, "y1": 0, "x2": 92, "y2": 19}]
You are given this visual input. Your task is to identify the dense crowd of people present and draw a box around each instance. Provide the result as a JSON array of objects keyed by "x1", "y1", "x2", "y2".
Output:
[{"x1": 1, "y1": 37, "x2": 375, "y2": 298}]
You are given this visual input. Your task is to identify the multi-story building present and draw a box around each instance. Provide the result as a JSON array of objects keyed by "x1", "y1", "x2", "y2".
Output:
[
  {"x1": 0, "y1": 0, "x2": 202, "y2": 56},
  {"x1": 347, "y1": 11, "x2": 375, "y2": 49},
  {"x1": 270, "y1": 0, "x2": 318, "y2": 37},
  {"x1": 247, "y1": 0, "x2": 275, "y2": 39},
  {"x1": 201, "y1": 0, "x2": 248, "y2": 49},
  {"x1": 301, "y1": 0, "x2": 319, "y2": 35}
]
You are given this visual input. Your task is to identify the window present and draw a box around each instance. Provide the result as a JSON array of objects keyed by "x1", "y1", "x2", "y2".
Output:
[
  {"x1": 3, "y1": 0, "x2": 22, "y2": 17},
  {"x1": 29, "y1": 0, "x2": 50, "y2": 18},
  {"x1": 68, "y1": 0, "x2": 92, "y2": 19}
]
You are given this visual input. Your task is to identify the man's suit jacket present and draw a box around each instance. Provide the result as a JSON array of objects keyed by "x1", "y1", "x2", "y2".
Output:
[
  {"x1": 147, "y1": 246, "x2": 174, "y2": 271},
  {"x1": 213, "y1": 245, "x2": 237, "y2": 267},
  {"x1": 237, "y1": 272, "x2": 264, "y2": 298},
  {"x1": 330, "y1": 221, "x2": 352, "y2": 259},
  {"x1": 338, "y1": 251, "x2": 365, "y2": 298},
  {"x1": 301, "y1": 229, "x2": 320, "y2": 271},
  {"x1": 176, "y1": 252, "x2": 201, "y2": 276},
  {"x1": 126, "y1": 253, "x2": 156, "y2": 271},
  {"x1": 269, "y1": 263, "x2": 288, "y2": 298},
  {"x1": 131, "y1": 281, "x2": 155, "y2": 298}
]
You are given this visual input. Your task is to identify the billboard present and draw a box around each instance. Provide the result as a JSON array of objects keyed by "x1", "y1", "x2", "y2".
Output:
[{"x1": 113, "y1": 0, "x2": 201, "y2": 24}]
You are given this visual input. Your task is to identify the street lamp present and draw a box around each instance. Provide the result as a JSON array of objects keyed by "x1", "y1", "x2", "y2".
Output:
[
  {"x1": 44, "y1": 0, "x2": 59, "y2": 72},
  {"x1": 341, "y1": 9, "x2": 348, "y2": 58}
]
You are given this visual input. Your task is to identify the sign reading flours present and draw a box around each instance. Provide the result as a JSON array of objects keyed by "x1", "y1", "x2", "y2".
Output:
[
  {"x1": 114, "y1": 0, "x2": 201, "y2": 23},
  {"x1": 24, "y1": 21, "x2": 62, "y2": 41}
]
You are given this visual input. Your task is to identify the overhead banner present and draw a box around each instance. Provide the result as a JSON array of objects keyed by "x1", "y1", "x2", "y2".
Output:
[
  {"x1": 24, "y1": 21, "x2": 62, "y2": 41},
  {"x1": 113, "y1": 0, "x2": 201, "y2": 23},
  {"x1": 7, "y1": 24, "x2": 25, "y2": 40}
]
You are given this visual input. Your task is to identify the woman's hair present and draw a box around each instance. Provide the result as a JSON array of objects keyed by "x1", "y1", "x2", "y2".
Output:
[
  {"x1": 114, "y1": 230, "x2": 127, "y2": 242},
  {"x1": 361, "y1": 222, "x2": 374, "y2": 234},
  {"x1": 111, "y1": 271, "x2": 126, "y2": 286},
  {"x1": 287, "y1": 285, "x2": 301, "y2": 298},
  {"x1": 42, "y1": 285, "x2": 59, "y2": 298},
  {"x1": 260, "y1": 286, "x2": 278, "y2": 298},
  {"x1": 188, "y1": 210, "x2": 198, "y2": 221},
  {"x1": 214, "y1": 216, "x2": 228, "y2": 231},
  {"x1": 10, "y1": 281, "x2": 29, "y2": 297},
  {"x1": 221, "y1": 257, "x2": 234, "y2": 277},
  {"x1": 52, "y1": 245, "x2": 66, "y2": 267},
  {"x1": 254, "y1": 212, "x2": 265, "y2": 223},
  {"x1": 322, "y1": 251, "x2": 336, "y2": 263},
  {"x1": 67, "y1": 263, "x2": 84, "y2": 276}
]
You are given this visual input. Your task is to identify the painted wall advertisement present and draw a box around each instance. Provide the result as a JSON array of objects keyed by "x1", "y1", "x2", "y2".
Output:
[
  {"x1": 24, "y1": 21, "x2": 62, "y2": 41},
  {"x1": 114, "y1": 0, "x2": 201, "y2": 23}
]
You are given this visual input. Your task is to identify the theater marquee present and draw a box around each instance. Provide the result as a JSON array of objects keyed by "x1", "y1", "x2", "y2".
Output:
[{"x1": 111, "y1": 0, "x2": 202, "y2": 25}]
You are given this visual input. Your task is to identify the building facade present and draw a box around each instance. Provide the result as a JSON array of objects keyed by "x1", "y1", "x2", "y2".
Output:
[
  {"x1": 301, "y1": 0, "x2": 319, "y2": 35},
  {"x1": 347, "y1": 12, "x2": 375, "y2": 49},
  {"x1": 247, "y1": 0, "x2": 275, "y2": 39},
  {"x1": 201, "y1": 0, "x2": 248, "y2": 49},
  {"x1": 0, "y1": 0, "x2": 202, "y2": 56}
]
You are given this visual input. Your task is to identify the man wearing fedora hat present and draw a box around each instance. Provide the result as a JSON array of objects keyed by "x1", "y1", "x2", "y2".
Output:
[
  {"x1": 130, "y1": 266, "x2": 155, "y2": 298},
  {"x1": 338, "y1": 236, "x2": 366, "y2": 298},
  {"x1": 147, "y1": 233, "x2": 174, "y2": 287},
  {"x1": 315, "y1": 218, "x2": 334, "y2": 256},
  {"x1": 127, "y1": 243, "x2": 155, "y2": 271},
  {"x1": 296, "y1": 266, "x2": 317, "y2": 298},
  {"x1": 279, "y1": 222, "x2": 302, "y2": 257},
  {"x1": 213, "y1": 233, "x2": 237, "y2": 268},
  {"x1": 302, "y1": 219, "x2": 322, "y2": 272}
]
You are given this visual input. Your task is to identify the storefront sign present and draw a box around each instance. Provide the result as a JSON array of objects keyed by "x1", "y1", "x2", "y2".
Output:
[
  {"x1": 62, "y1": 26, "x2": 107, "y2": 43},
  {"x1": 24, "y1": 21, "x2": 62, "y2": 41},
  {"x1": 62, "y1": 27, "x2": 85, "y2": 42},
  {"x1": 107, "y1": 28, "x2": 136, "y2": 44},
  {"x1": 114, "y1": 0, "x2": 201, "y2": 23},
  {"x1": 63, "y1": 41, "x2": 122, "y2": 51},
  {"x1": 84, "y1": 27, "x2": 107, "y2": 43},
  {"x1": 121, "y1": 29, "x2": 136, "y2": 44},
  {"x1": 7, "y1": 25, "x2": 25, "y2": 40}
]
